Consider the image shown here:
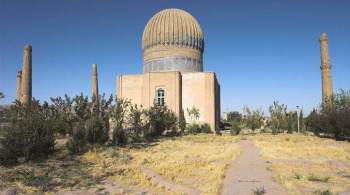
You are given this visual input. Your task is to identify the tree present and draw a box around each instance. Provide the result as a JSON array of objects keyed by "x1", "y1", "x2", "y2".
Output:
[
  {"x1": 0, "y1": 91, "x2": 4, "y2": 99},
  {"x1": 319, "y1": 89, "x2": 350, "y2": 138},
  {"x1": 50, "y1": 95, "x2": 74, "y2": 135},
  {"x1": 226, "y1": 111, "x2": 243, "y2": 135},
  {"x1": 128, "y1": 104, "x2": 144, "y2": 139},
  {"x1": 145, "y1": 103, "x2": 177, "y2": 137},
  {"x1": 299, "y1": 109, "x2": 304, "y2": 132},
  {"x1": 111, "y1": 98, "x2": 130, "y2": 145},
  {"x1": 305, "y1": 109, "x2": 320, "y2": 134},
  {"x1": 0, "y1": 99, "x2": 55, "y2": 164},
  {"x1": 243, "y1": 106, "x2": 264, "y2": 131},
  {"x1": 286, "y1": 111, "x2": 297, "y2": 133},
  {"x1": 178, "y1": 109, "x2": 186, "y2": 132},
  {"x1": 306, "y1": 89, "x2": 350, "y2": 139},
  {"x1": 226, "y1": 111, "x2": 242, "y2": 123},
  {"x1": 268, "y1": 101, "x2": 288, "y2": 134}
]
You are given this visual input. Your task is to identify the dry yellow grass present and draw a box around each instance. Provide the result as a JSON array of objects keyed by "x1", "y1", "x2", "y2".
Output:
[
  {"x1": 83, "y1": 134, "x2": 240, "y2": 194},
  {"x1": 251, "y1": 133, "x2": 350, "y2": 194},
  {"x1": 1, "y1": 134, "x2": 240, "y2": 194}
]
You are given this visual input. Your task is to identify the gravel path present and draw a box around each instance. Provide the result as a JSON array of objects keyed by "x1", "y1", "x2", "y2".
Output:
[{"x1": 221, "y1": 139, "x2": 286, "y2": 195}]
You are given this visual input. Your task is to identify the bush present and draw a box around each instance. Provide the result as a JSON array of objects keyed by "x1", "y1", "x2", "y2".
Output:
[
  {"x1": 268, "y1": 101, "x2": 288, "y2": 133},
  {"x1": 67, "y1": 121, "x2": 86, "y2": 154},
  {"x1": 243, "y1": 106, "x2": 264, "y2": 131},
  {"x1": 185, "y1": 123, "x2": 212, "y2": 134},
  {"x1": 112, "y1": 126, "x2": 128, "y2": 146},
  {"x1": 306, "y1": 89, "x2": 350, "y2": 139},
  {"x1": 178, "y1": 109, "x2": 186, "y2": 133},
  {"x1": 111, "y1": 98, "x2": 130, "y2": 145},
  {"x1": 186, "y1": 123, "x2": 201, "y2": 134},
  {"x1": 85, "y1": 115, "x2": 106, "y2": 144},
  {"x1": 230, "y1": 121, "x2": 242, "y2": 135},
  {"x1": 201, "y1": 123, "x2": 211, "y2": 133},
  {"x1": 0, "y1": 100, "x2": 55, "y2": 165},
  {"x1": 145, "y1": 103, "x2": 177, "y2": 137},
  {"x1": 50, "y1": 95, "x2": 74, "y2": 136}
]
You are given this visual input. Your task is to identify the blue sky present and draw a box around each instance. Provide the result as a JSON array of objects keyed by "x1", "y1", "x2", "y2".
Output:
[{"x1": 0, "y1": 0, "x2": 349, "y2": 114}]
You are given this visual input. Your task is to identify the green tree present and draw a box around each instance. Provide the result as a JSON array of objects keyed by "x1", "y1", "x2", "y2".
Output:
[
  {"x1": 145, "y1": 103, "x2": 177, "y2": 137},
  {"x1": 305, "y1": 109, "x2": 321, "y2": 135},
  {"x1": 226, "y1": 111, "x2": 242, "y2": 123},
  {"x1": 50, "y1": 95, "x2": 74, "y2": 135},
  {"x1": 0, "y1": 99, "x2": 55, "y2": 164},
  {"x1": 111, "y1": 98, "x2": 130, "y2": 145},
  {"x1": 268, "y1": 101, "x2": 288, "y2": 134},
  {"x1": 243, "y1": 106, "x2": 264, "y2": 131},
  {"x1": 299, "y1": 109, "x2": 304, "y2": 131},
  {"x1": 128, "y1": 104, "x2": 144, "y2": 137},
  {"x1": 319, "y1": 89, "x2": 350, "y2": 138},
  {"x1": 178, "y1": 109, "x2": 186, "y2": 133},
  {"x1": 226, "y1": 111, "x2": 243, "y2": 135},
  {"x1": 286, "y1": 111, "x2": 297, "y2": 133}
]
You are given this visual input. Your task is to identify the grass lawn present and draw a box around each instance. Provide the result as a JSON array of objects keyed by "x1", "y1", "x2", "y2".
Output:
[
  {"x1": 0, "y1": 134, "x2": 240, "y2": 194},
  {"x1": 251, "y1": 133, "x2": 350, "y2": 194}
]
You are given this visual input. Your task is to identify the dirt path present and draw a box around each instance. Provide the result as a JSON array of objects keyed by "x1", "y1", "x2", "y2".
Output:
[
  {"x1": 141, "y1": 166, "x2": 200, "y2": 195},
  {"x1": 221, "y1": 139, "x2": 286, "y2": 195}
]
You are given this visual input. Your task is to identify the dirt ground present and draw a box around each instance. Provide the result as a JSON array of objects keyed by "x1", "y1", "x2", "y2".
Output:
[{"x1": 221, "y1": 139, "x2": 286, "y2": 195}]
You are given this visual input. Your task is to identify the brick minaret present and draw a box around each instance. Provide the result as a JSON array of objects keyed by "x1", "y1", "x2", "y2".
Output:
[
  {"x1": 16, "y1": 70, "x2": 22, "y2": 101},
  {"x1": 20, "y1": 45, "x2": 32, "y2": 104},
  {"x1": 92, "y1": 64, "x2": 99, "y2": 102},
  {"x1": 319, "y1": 33, "x2": 333, "y2": 105}
]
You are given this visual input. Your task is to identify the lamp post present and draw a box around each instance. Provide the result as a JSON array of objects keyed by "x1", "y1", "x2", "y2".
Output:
[{"x1": 296, "y1": 106, "x2": 300, "y2": 133}]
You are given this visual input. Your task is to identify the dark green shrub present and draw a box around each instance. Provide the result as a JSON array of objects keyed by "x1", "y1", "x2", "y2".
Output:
[
  {"x1": 112, "y1": 126, "x2": 128, "y2": 145},
  {"x1": 230, "y1": 121, "x2": 241, "y2": 135},
  {"x1": 178, "y1": 109, "x2": 186, "y2": 133},
  {"x1": 67, "y1": 121, "x2": 86, "y2": 154},
  {"x1": 128, "y1": 104, "x2": 144, "y2": 137},
  {"x1": 201, "y1": 123, "x2": 211, "y2": 133},
  {"x1": 50, "y1": 95, "x2": 74, "y2": 135},
  {"x1": 0, "y1": 100, "x2": 55, "y2": 165},
  {"x1": 185, "y1": 123, "x2": 201, "y2": 134},
  {"x1": 85, "y1": 115, "x2": 106, "y2": 144},
  {"x1": 185, "y1": 123, "x2": 213, "y2": 134},
  {"x1": 111, "y1": 98, "x2": 130, "y2": 145},
  {"x1": 145, "y1": 103, "x2": 177, "y2": 137},
  {"x1": 268, "y1": 101, "x2": 288, "y2": 133},
  {"x1": 306, "y1": 89, "x2": 350, "y2": 139}
]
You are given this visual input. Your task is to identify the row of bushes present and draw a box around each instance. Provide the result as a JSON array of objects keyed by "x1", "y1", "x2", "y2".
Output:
[
  {"x1": 0, "y1": 94, "x2": 213, "y2": 165},
  {"x1": 223, "y1": 89, "x2": 349, "y2": 138},
  {"x1": 306, "y1": 90, "x2": 350, "y2": 139}
]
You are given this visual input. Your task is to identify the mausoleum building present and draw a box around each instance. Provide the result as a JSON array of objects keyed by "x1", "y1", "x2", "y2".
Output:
[{"x1": 116, "y1": 8, "x2": 220, "y2": 131}]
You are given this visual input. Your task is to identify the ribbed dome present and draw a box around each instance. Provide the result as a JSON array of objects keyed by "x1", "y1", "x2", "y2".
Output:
[
  {"x1": 142, "y1": 9, "x2": 205, "y2": 73},
  {"x1": 142, "y1": 8, "x2": 204, "y2": 51}
]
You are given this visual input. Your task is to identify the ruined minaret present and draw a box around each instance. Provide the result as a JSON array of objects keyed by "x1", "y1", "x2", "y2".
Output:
[
  {"x1": 16, "y1": 70, "x2": 22, "y2": 101},
  {"x1": 92, "y1": 64, "x2": 99, "y2": 102},
  {"x1": 319, "y1": 32, "x2": 333, "y2": 105},
  {"x1": 20, "y1": 45, "x2": 32, "y2": 104}
]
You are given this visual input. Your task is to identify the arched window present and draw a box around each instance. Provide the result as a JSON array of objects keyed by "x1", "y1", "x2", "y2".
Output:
[{"x1": 156, "y1": 88, "x2": 165, "y2": 106}]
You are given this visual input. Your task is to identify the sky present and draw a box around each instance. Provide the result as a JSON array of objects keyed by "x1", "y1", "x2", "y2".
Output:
[{"x1": 0, "y1": 0, "x2": 349, "y2": 115}]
